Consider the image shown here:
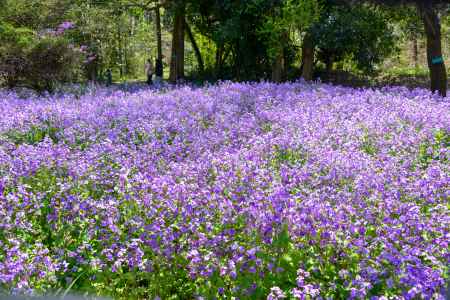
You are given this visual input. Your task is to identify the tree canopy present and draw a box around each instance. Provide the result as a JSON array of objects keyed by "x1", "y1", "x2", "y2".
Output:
[{"x1": 0, "y1": 0, "x2": 448, "y2": 95}]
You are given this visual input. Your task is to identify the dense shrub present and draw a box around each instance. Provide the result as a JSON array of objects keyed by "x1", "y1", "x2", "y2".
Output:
[
  {"x1": 311, "y1": 5, "x2": 396, "y2": 73},
  {"x1": 0, "y1": 22, "x2": 83, "y2": 92},
  {"x1": 25, "y1": 37, "x2": 83, "y2": 92}
]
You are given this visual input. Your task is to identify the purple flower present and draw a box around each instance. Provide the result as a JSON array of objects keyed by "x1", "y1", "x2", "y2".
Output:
[
  {"x1": 0, "y1": 81, "x2": 448, "y2": 297},
  {"x1": 267, "y1": 286, "x2": 286, "y2": 300}
]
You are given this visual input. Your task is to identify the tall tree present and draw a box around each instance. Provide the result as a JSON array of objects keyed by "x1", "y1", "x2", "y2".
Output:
[
  {"x1": 310, "y1": 4, "x2": 395, "y2": 78},
  {"x1": 411, "y1": 31, "x2": 419, "y2": 69},
  {"x1": 169, "y1": 0, "x2": 185, "y2": 82},
  {"x1": 259, "y1": 0, "x2": 320, "y2": 82},
  {"x1": 352, "y1": 0, "x2": 448, "y2": 96},
  {"x1": 301, "y1": 32, "x2": 314, "y2": 81},
  {"x1": 417, "y1": 1, "x2": 447, "y2": 96},
  {"x1": 154, "y1": 1, "x2": 163, "y2": 77},
  {"x1": 114, "y1": 0, "x2": 167, "y2": 78},
  {"x1": 189, "y1": 0, "x2": 280, "y2": 80},
  {"x1": 185, "y1": 19, "x2": 204, "y2": 73}
]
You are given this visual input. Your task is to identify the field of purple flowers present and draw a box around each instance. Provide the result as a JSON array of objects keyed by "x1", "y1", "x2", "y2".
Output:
[{"x1": 0, "y1": 82, "x2": 449, "y2": 299}]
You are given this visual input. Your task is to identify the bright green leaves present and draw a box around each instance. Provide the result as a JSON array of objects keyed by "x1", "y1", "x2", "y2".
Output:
[
  {"x1": 259, "y1": 0, "x2": 321, "y2": 60},
  {"x1": 3, "y1": 121, "x2": 62, "y2": 145},
  {"x1": 269, "y1": 145, "x2": 308, "y2": 170},
  {"x1": 417, "y1": 129, "x2": 449, "y2": 168},
  {"x1": 361, "y1": 132, "x2": 379, "y2": 156},
  {"x1": 0, "y1": 21, "x2": 34, "y2": 47},
  {"x1": 434, "y1": 129, "x2": 450, "y2": 146}
]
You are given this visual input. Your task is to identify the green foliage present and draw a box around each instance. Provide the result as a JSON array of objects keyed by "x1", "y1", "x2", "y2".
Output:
[
  {"x1": 28, "y1": 37, "x2": 84, "y2": 91},
  {"x1": 0, "y1": 34, "x2": 83, "y2": 91},
  {"x1": 0, "y1": 21, "x2": 33, "y2": 87},
  {"x1": 65, "y1": 2, "x2": 155, "y2": 80},
  {"x1": 0, "y1": 0, "x2": 85, "y2": 91},
  {"x1": 417, "y1": 129, "x2": 449, "y2": 168},
  {"x1": 0, "y1": 0, "x2": 440, "y2": 86},
  {"x1": 3, "y1": 121, "x2": 62, "y2": 145},
  {"x1": 0, "y1": 22, "x2": 34, "y2": 47},
  {"x1": 259, "y1": 0, "x2": 321, "y2": 59},
  {"x1": 269, "y1": 145, "x2": 308, "y2": 170},
  {"x1": 0, "y1": 0, "x2": 158, "y2": 89},
  {"x1": 189, "y1": 0, "x2": 282, "y2": 80},
  {"x1": 311, "y1": 4, "x2": 396, "y2": 72},
  {"x1": 386, "y1": 5, "x2": 424, "y2": 39},
  {"x1": 361, "y1": 131, "x2": 379, "y2": 156}
]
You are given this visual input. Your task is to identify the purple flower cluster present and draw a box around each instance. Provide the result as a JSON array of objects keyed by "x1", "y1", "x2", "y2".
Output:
[
  {"x1": 55, "y1": 21, "x2": 75, "y2": 35},
  {"x1": 39, "y1": 21, "x2": 75, "y2": 38},
  {"x1": 0, "y1": 82, "x2": 448, "y2": 299}
]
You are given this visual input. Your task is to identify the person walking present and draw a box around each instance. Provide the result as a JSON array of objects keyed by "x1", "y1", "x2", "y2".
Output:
[{"x1": 145, "y1": 58, "x2": 155, "y2": 85}]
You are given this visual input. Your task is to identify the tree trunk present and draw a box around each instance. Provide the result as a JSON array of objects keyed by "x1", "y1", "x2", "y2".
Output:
[
  {"x1": 272, "y1": 32, "x2": 288, "y2": 83},
  {"x1": 417, "y1": 2, "x2": 447, "y2": 97},
  {"x1": 301, "y1": 32, "x2": 314, "y2": 81},
  {"x1": 117, "y1": 20, "x2": 124, "y2": 79},
  {"x1": 325, "y1": 55, "x2": 334, "y2": 82},
  {"x1": 271, "y1": 49, "x2": 284, "y2": 83},
  {"x1": 411, "y1": 32, "x2": 418, "y2": 70},
  {"x1": 223, "y1": 47, "x2": 231, "y2": 65},
  {"x1": 215, "y1": 42, "x2": 224, "y2": 78},
  {"x1": 235, "y1": 40, "x2": 241, "y2": 80},
  {"x1": 169, "y1": 3, "x2": 185, "y2": 83},
  {"x1": 155, "y1": 3, "x2": 163, "y2": 77},
  {"x1": 185, "y1": 20, "x2": 204, "y2": 73},
  {"x1": 87, "y1": 60, "x2": 98, "y2": 82},
  {"x1": 131, "y1": 14, "x2": 135, "y2": 36}
]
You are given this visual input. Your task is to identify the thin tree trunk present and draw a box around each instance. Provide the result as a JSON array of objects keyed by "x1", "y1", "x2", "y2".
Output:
[
  {"x1": 235, "y1": 40, "x2": 241, "y2": 80},
  {"x1": 169, "y1": 3, "x2": 185, "y2": 83},
  {"x1": 87, "y1": 59, "x2": 98, "y2": 82},
  {"x1": 223, "y1": 47, "x2": 231, "y2": 65},
  {"x1": 325, "y1": 55, "x2": 334, "y2": 82},
  {"x1": 271, "y1": 50, "x2": 284, "y2": 83},
  {"x1": 117, "y1": 20, "x2": 124, "y2": 78},
  {"x1": 272, "y1": 32, "x2": 288, "y2": 83},
  {"x1": 411, "y1": 32, "x2": 419, "y2": 70},
  {"x1": 215, "y1": 42, "x2": 224, "y2": 78},
  {"x1": 131, "y1": 14, "x2": 135, "y2": 36},
  {"x1": 185, "y1": 20, "x2": 204, "y2": 73},
  {"x1": 124, "y1": 18, "x2": 130, "y2": 76},
  {"x1": 417, "y1": 2, "x2": 447, "y2": 97},
  {"x1": 176, "y1": 9, "x2": 185, "y2": 80},
  {"x1": 301, "y1": 32, "x2": 314, "y2": 81},
  {"x1": 155, "y1": 3, "x2": 163, "y2": 77}
]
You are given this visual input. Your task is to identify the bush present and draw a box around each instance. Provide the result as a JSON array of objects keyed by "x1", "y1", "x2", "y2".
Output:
[
  {"x1": 0, "y1": 22, "x2": 83, "y2": 92},
  {"x1": 0, "y1": 22, "x2": 33, "y2": 87},
  {"x1": 25, "y1": 37, "x2": 83, "y2": 92}
]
